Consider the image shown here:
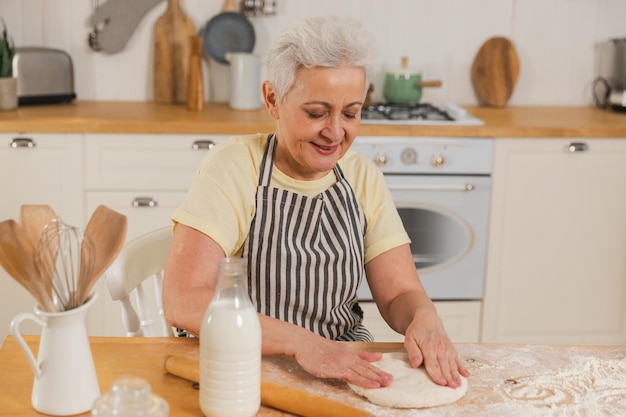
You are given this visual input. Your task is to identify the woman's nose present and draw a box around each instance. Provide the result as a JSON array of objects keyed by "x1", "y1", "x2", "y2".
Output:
[{"x1": 321, "y1": 116, "x2": 345, "y2": 140}]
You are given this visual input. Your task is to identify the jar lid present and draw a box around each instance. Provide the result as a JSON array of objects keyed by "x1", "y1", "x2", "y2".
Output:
[{"x1": 91, "y1": 376, "x2": 169, "y2": 417}]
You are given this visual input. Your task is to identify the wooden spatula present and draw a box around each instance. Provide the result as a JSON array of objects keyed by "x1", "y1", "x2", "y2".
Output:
[
  {"x1": 153, "y1": 0, "x2": 196, "y2": 104},
  {"x1": 0, "y1": 220, "x2": 56, "y2": 312},
  {"x1": 78, "y1": 205, "x2": 128, "y2": 305},
  {"x1": 19, "y1": 204, "x2": 57, "y2": 248},
  {"x1": 471, "y1": 36, "x2": 520, "y2": 107}
]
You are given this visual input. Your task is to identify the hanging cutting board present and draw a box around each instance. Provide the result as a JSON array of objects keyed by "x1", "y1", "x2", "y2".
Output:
[
  {"x1": 153, "y1": 0, "x2": 196, "y2": 104},
  {"x1": 471, "y1": 36, "x2": 520, "y2": 107}
]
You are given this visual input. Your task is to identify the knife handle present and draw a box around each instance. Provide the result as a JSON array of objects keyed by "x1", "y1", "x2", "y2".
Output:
[{"x1": 163, "y1": 355, "x2": 375, "y2": 417}]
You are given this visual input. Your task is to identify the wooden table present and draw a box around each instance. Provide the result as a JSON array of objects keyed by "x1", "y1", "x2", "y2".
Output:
[
  {"x1": 1, "y1": 336, "x2": 625, "y2": 416},
  {"x1": 0, "y1": 335, "x2": 289, "y2": 417}
]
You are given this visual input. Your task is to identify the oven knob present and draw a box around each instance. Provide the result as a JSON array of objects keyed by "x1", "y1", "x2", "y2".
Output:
[
  {"x1": 373, "y1": 152, "x2": 387, "y2": 167},
  {"x1": 430, "y1": 153, "x2": 445, "y2": 168},
  {"x1": 401, "y1": 148, "x2": 418, "y2": 165}
]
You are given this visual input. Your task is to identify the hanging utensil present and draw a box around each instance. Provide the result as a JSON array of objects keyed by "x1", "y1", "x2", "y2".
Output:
[
  {"x1": 88, "y1": 0, "x2": 165, "y2": 54},
  {"x1": 78, "y1": 205, "x2": 127, "y2": 305},
  {"x1": 0, "y1": 220, "x2": 56, "y2": 312},
  {"x1": 201, "y1": 12, "x2": 255, "y2": 65},
  {"x1": 87, "y1": 0, "x2": 102, "y2": 51},
  {"x1": 471, "y1": 36, "x2": 520, "y2": 107},
  {"x1": 153, "y1": 0, "x2": 196, "y2": 103},
  {"x1": 222, "y1": 0, "x2": 238, "y2": 12}
]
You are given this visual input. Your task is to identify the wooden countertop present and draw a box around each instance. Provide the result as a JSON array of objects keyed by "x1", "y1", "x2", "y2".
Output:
[
  {"x1": 1, "y1": 336, "x2": 625, "y2": 416},
  {"x1": 1, "y1": 101, "x2": 625, "y2": 137}
]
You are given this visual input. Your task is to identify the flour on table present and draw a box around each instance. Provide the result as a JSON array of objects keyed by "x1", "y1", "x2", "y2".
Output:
[
  {"x1": 497, "y1": 355, "x2": 626, "y2": 416},
  {"x1": 348, "y1": 352, "x2": 468, "y2": 408}
]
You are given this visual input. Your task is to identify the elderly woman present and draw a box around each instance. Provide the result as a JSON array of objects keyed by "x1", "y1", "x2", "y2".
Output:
[{"x1": 163, "y1": 15, "x2": 469, "y2": 389}]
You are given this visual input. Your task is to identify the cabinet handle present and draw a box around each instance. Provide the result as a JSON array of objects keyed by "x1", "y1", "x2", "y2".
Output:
[
  {"x1": 565, "y1": 142, "x2": 588, "y2": 152},
  {"x1": 192, "y1": 140, "x2": 216, "y2": 150},
  {"x1": 10, "y1": 137, "x2": 37, "y2": 148},
  {"x1": 132, "y1": 197, "x2": 158, "y2": 208}
]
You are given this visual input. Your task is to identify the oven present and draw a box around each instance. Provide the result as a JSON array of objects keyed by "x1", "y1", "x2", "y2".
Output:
[{"x1": 352, "y1": 135, "x2": 494, "y2": 302}]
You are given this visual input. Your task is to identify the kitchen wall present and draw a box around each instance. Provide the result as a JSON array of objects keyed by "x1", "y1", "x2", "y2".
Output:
[{"x1": 1, "y1": 0, "x2": 624, "y2": 107}]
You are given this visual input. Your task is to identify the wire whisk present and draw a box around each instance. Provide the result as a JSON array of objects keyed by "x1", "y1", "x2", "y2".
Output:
[{"x1": 35, "y1": 218, "x2": 95, "y2": 311}]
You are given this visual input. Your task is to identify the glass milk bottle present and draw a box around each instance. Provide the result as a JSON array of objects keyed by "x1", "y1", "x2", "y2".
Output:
[{"x1": 200, "y1": 257, "x2": 262, "y2": 417}]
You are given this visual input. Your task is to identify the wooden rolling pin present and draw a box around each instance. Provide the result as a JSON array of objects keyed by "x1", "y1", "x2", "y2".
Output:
[{"x1": 163, "y1": 355, "x2": 374, "y2": 417}]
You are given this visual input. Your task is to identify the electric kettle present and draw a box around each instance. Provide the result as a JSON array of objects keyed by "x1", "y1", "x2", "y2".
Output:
[{"x1": 593, "y1": 38, "x2": 626, "y2": 111}]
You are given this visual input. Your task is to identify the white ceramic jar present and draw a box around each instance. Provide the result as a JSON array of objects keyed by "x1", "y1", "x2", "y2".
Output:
[{"x1": 225, "y1": 52, "x2": 261, "y2": 110}]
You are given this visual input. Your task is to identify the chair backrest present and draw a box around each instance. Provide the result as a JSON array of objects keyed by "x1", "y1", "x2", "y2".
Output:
[{"x1": 105, "y1": 226, "x2": 173, "y2": 337}]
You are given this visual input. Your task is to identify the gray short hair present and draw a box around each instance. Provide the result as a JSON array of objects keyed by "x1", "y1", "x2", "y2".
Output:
[{"x1": 266, "y1": 15, "x2": 377, "y2": 102}]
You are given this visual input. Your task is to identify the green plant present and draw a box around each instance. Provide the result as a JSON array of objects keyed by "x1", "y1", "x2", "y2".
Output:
[{"x1": 0, "y1": 19, "x2": 16, "y2": 77}]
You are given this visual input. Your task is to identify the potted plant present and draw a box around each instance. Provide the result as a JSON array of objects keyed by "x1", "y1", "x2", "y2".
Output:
[{"x1": 0, "y1": 18, "x2": 17, "y2": 110}]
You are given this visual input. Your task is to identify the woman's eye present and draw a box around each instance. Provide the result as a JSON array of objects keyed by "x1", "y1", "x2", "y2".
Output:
[
  {"x1": 343, "y1": 112, "x2": 358, "y2": 120},
  {"x1": 306, "y1": 112, "x2": 325, "y2": 119}
]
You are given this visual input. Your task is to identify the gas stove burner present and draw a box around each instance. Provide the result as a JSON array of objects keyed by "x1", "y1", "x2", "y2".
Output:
[{"x1": 362, "y1": 102, "x2": 454, "y2": 121}]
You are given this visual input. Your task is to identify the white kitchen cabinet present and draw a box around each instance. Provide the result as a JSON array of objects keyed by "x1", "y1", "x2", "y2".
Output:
[
  {"x1": 84, "y1": 133, "x2": 230, "y2": 240},
  {"x1": 0, "y1": 133, "x2": 84, "y2": 340},
  {"x1": 361, "y1": 301, "x2": 482, "y2": 343},
  {"x1": 482, "y1": 138, "x2": 626, "y2": 345},
  {"x1": 84, "y1": 133, "x2": 230, "y2": 336}
]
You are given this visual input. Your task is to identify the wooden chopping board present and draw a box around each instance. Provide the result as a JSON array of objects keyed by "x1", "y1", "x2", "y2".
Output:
[
  {"x1": 471, "y1": 36, "x2": 520, "y2": 107},
  {"x1": 153, "y1": 0, "x2": 196, "y2": 104}
]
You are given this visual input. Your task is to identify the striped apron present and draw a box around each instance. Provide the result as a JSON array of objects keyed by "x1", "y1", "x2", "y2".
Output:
[{"x1": 243, "y1": 135, "x2": 373, "y2": 341}]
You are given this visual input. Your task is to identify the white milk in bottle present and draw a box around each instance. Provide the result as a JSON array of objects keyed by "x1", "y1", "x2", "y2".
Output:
[{"x1": 199, "y1": 257, "x2": 261, "y2": 417}]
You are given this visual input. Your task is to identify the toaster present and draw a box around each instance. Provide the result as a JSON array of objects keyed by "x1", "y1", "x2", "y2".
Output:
[{"x1": 12, "y1": 47, "x2": 77, "y2": 105}]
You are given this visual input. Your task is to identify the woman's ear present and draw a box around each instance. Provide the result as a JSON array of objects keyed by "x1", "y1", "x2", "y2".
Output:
[{"x1": 262, "y1": 81, "x2": 279, "y2": 119}]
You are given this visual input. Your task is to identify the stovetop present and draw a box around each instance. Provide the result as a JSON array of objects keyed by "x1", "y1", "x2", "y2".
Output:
[{"x1": 360, "y1": 102, "x2": 484, "y2": 126}]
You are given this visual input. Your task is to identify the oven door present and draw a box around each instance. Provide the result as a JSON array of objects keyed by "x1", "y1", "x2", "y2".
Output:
[{"x1": 358, "y1": 174, "x2": 491, "y2": 301}]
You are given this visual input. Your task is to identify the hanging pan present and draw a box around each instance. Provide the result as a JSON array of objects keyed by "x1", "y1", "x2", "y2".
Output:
[{"x1": 201, "y1": 12, "x2": 255, "y2": 64}]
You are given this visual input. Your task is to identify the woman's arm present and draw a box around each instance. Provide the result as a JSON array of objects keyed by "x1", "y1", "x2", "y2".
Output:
[
  {"x1": 162, "y1": 224, "x2": 393, "y2": 388},
  {"x1": 162, "y1": 224, "x2": 224, "y2": 335},
  {"x1": 365, "y1": 243, "x2": 470, "y2": 387}
]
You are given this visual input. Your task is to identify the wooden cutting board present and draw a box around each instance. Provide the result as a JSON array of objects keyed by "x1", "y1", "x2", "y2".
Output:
[
  {"x1": 471, "y1": 36, "x2": 520, "y2": 108},
  {"x1": 153, "y1": 0, "x2": 196, "y2": 104}
]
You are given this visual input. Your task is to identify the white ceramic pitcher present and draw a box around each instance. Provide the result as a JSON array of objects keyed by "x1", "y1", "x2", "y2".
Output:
[{"x1": 11, "y1": 293, "x2": 100, "y2": 416}]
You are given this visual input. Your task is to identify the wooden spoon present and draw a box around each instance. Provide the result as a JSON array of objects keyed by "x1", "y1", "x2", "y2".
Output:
[
  {"x1": 19, "y1": 205, "x2": 58, "y2": 302},
  {"x1": 0, "y1": 220, "x2": 56, "y2": 312},
  {"x1": 78, "y1": 205, "x2": 128, "y2": 304},
  {"x1": 20, "y1": 204, "x2": 57, "y2": 248}
]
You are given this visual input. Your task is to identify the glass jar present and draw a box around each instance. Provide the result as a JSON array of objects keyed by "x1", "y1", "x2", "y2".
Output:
[{"x1": 91, "y1": 376, "x2": 168, "y2": 417}]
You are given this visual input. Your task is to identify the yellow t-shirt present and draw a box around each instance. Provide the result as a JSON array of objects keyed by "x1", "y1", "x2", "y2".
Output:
[{"x1": 172, "y1": 133, "x2": 409, "y2": 263}]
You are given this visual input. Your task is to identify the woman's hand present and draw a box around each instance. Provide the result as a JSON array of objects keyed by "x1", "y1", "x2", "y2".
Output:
[
  {"x1": 364, "y1": 244, "x2": 470, "y2": 388},
  {"x1": 260, "y1": 314, "x2": 392, "y2": 389},
  {"x1": 294, "y1": 336, "x2": 394, "y2": 389},
  {"x1": 403, "y1": 307, "x2": 470, "y2": 388}
]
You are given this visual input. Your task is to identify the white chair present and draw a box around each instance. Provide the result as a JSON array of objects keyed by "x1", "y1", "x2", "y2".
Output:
[{"x1": 105, "y1": 226, "x2": 174, "y2": 337}]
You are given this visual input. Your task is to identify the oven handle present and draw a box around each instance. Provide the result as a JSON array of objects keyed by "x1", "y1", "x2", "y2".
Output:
[{"x1": 387, "y1": 183, "x2": 475, "y2": 192}]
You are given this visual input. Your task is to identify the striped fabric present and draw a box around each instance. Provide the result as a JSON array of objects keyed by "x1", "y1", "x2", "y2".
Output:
[{"x1": 244, "y1": 135, "x2": 373, "y2": 341}]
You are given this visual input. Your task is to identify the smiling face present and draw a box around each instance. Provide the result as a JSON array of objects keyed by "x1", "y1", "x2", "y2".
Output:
[{"x1": 262, "y1": 66, "x2": 366, "y2": 180}]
